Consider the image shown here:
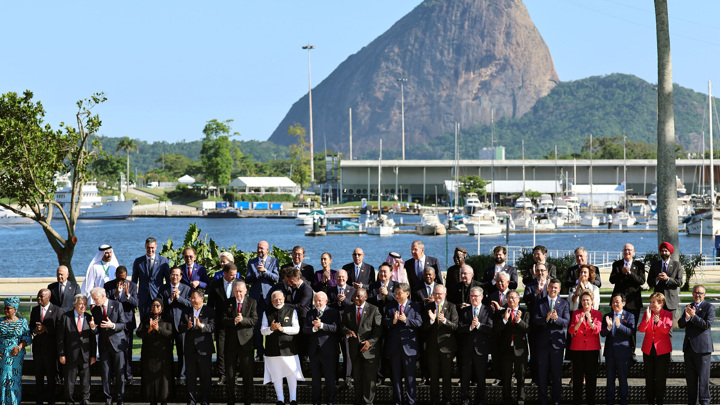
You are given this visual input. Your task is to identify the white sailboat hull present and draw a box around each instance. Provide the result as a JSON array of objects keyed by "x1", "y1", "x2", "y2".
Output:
[
  {"x1": 686, "y1": 214, "x2": 720, "y2": 236},
  {"x1": 467, "y1": 222, "x2": 503, "y2": 235},
  {"x1": 580, "y1": 216, "x2": 600, "y2": 227}
]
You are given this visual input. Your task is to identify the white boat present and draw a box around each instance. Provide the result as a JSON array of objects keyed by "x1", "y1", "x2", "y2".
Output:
[
  {"x1": 463, "y1": 193, "x2": 484, "y2": 215},
  {"x1": 366, "y1": 140, "x2": 395, "y2": 236},
  {"x1": 53, "y1": 177, "x2": 134, "y2": 220},
  {"x1": 0, "y1": 207, "x2": 35, "y2": 225},
  {"x1": 466, "y1": 209, "x2": 503, "y2": 235},
  {"x1": 685, "y1": 210, "x2": 720, "y2": 235},
  {"x1": 296, "y1": 209, "x2": 325, "y2": 226},
  {"x1": 580, "y1": 214, "x2": 600, "y2": 227},
  {"x1": 294, "y1": 208, "x2": 312, "y2": 225},
  {"x1": 612, "y1": 211, "x2": 636, "y2": 227},
  {"x1": 514, "y1": 197, "x2": 535, "y2": 211},
  {"x1": 534, "y1": 216, "x2": 557, "y2": 231},
  {"x1": 603, "y1": 201, "x2": 618, "y2": 214},
  {"x1": 416, "y1": 213, "x2": 447, "y2": 235},
  {"x1": 627, "y1": 196, "x2": 649, "y2": 216},
  {"x1": 537, "y1": 194, "x2": 554, "y2": 214}
]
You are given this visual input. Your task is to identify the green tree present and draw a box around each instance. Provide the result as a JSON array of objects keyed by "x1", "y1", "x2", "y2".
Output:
[
  {"x1": 458, "y1": 175, "x2": 489, "y2": 196},
  {"x1": 288, "y1": 123, "x2": 310, "y2": 189},
  {"x1": 0, "y1": 91, "x2": 106, "y2": 280},
  {"x1": 200, "y1": 119, "x2": 237, "y2": 195},
  {"x1": 116, "y1": 136, "x2": 138, "y2": 192},
  {"x1": 90, "y1": 154, "x2": 125, "y2": 188}
]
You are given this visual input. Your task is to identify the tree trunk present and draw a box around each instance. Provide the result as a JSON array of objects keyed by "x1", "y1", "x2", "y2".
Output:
[
  {"x1": 126, "y1": 151, "x2": 130, "y2": 194},
  {"x1": 654, "y1": 0, "x2": 679, "y2": 259},
  {"x1": 41, "y1": 226, "x2": 77, "y2": 282}
]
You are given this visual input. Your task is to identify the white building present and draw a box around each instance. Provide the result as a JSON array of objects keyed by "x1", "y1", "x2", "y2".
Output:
[{"x1": 228, "y1": 177, "x2": 300, "y2": 195}]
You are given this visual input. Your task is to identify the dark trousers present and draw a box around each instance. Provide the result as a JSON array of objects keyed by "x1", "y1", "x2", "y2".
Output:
[
  {"x1": 500, "y1": 348, "x2": 526, "y2": 403},
  {"x1": 537, "y1": 346, "x2": 564, "y2": 405},
  {"x1": 389, "y1": 352, "x2": 417, "y2": 405},
  {"x1": 64, "y1": 361, "x2": 90, "y2": 405},
  {"x1": 605, "y1": 354, "x2": 630, "y2": 405},
  {"x1": 571, "y1": 349, "x2": 599, "y2": 405},
  {"x1": 253, "y1": 305, "x2": 265, "y2": 356},
  {"x1": 428, "y1": 351, "x2": 453, "y2": 402},
  {"x1": 627, "y1": 307, "x2": 641, "y2": 357},
  {"x1": 225, "y1": 342, "x2": 254, "y2": 404},
  {"x1": 173, "y1": 332, "x2": 186, "y2": 378},
  {"x1": 685, "y1": 347, "x2": 712, "y2": 405},
  {"x1": 215, "y1": 327, "x2": 226, "y2": 378},
  {"x1": 352, "y1": 355, "x2": 379, "y2": 405},
  {"x1": 123, "y1": 328, "x2": 134, "y2": 378},
  {"x1": 34, "y1": 347, "x2": 57, "y2": 404},
  {"x1": 643, "y1": 346, "x2": 670, "y2": 405},
  {"x1": 100, "y1": 346, "x2": 126, "y2": 401},
  {"x1": 310, "y1": 353, "x2": 338, "y2": 405},
  {"x1": 186, "y1": 352, "x2": 213, "y2": 405},
  {"x1": 460, "y1": 352, "x2": 488, "y2": 404},
  {"x1": 339, "y1": 337, "x2": 352, "y2": 379}
]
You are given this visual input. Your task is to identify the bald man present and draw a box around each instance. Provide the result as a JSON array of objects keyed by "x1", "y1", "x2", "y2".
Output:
[{"x1": 31, "y1": 288, "x2": 63, "y2": 405}]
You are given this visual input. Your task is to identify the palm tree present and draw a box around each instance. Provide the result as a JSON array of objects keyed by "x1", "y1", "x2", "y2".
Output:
[
  {"x1": 654, "y1": 0, "x2": 679, "y2": 256},
  {"x1": 116, "y1": 137, "x2": 138, "y2": 193}
]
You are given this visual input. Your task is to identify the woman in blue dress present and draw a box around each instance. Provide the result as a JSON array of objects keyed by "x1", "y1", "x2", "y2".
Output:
[{"x1": 0, "y1": 297, "x2": 32, "y2": 405}]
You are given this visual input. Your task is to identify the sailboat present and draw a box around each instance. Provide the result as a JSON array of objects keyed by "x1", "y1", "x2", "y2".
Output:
[
  {"x1": 580, "y1": 134, "x2": 600, "y2": 227},
  {"x1": 365, "y1": 140, "x2": 395, "y2": 236}
]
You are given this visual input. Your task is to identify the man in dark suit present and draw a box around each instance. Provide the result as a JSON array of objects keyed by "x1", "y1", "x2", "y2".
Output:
[
  {"x1": 444, "y1": 247, "x2": 467, "y2": 292},
  {"x1": 369, "y1": 264, "x2": 398, "y2": 308},
  {"x1": 609, "y1": 243, "x2": 645, "y2": 359},
  {"x1": 647, "y1": 242, "x2": 683, "y2": 317},
  {"x1": 481, "y1": 245, "x2": 518, "y2": 293},
  {"x1": 422, "y1": 284, "x2": 458, "y2": 405},
  {"x1": 207, "y1": 263, "x2": 239, "y2": 385},
  {"x1": 495, "y1": 291, "x2": 529, "y2": 405},
  {"x1": 48, "y1": 265, "x2": 80, "y2": 313},
  {"x1": 30, "y1": 288, "x2": 62, "y2": 405},
  {"x1": 342, "y1": 248, "x2": 376, "y2": 290},
  {"x1": 222, "y1": 280, "x2": 257, "y2": 405},
  {"x1": 90, "y1": 288, "x2": 127, "y2": 405},
  {"x1": 522, "y1": 245, "x2": 556, "y2": 285},
  {"x1": 523, "y1": 263, "x2": 549, "y2": 311},
  {"x1": 285, "y1": 268, "x2": 314, "y2": 324},
  {"x1": 104, "y1": 266, "x2": 138, "y2": 383},
  {"x1": 382, "y1": 283, "x2": 423, "y2": 405},
  {"x1": 131, "y1": 237, "x2": 170, "y2": 319},
  {"x1": 326, "y1": 269, "x2": 356, "y2": 385},
  {"x1": 179, "y1": 289, "x2": 216, "y2": 405},
  {"x1": 245, "y1": 240, "x2": 280, "y2": 358},
  {"x1": 303, "y1": 292, "x2": 340, "y2": 405},
  {"x1": 486, "y1": 271, "x2": 511, "y2": 310},
  {"x1": 405, "y1": 240, "x2": 442, "y2": 288},
  {"x1": 340, "y1": 288, "x2": 383, "y2": 405},
  {"x1": 179, "y1": 247, "x2": 209, "y2": 290},
  {"x1": 531, "y1": 279, "x2": 570, "y2": 405},
  {"x1": 448, "y1": 265, "x2": 482, "y2": 309},
  {"x1": 282, "y1": 245, "x2": 315, "y2": 282},
  {"x1": 458, "y1": 286, "x2": 494, "y2": 405},
  {"x1": 565, "y1": 247, "x2": 601, "y2": 290},
  {"x1": 679, "y1": 284, "x2": 715, "y2": 405},
  {"x1": 57, "y1": 295, "x2": 97, "y2": 405},
  {"x1": 599, "y1": 292, "x2": 635, "y2": 405},
  {"x1": 411, "y1": 266, "x2": 437, "y2": 305},
  {"x1": 158, "y1": 266, "x2": 192, "y2": 381}
]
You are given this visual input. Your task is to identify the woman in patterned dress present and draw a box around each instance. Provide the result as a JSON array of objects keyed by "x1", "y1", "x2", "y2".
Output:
[{"x1": 0, "y1": 296, "x2": 32, "y2": 405}]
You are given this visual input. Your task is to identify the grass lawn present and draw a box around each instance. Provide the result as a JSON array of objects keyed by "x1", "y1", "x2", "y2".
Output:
[
  {"x1": 124, "y1": 192, "x2": 157, "y2": 206},
  {"x1": 136, "y1": 187, "x2": 167, "y2": 198}
]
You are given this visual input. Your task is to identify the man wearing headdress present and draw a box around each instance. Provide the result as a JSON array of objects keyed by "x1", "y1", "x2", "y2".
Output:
[
  {"x1": 647, "y1": 242, "x2": 683, "y2": 317},
  {"x1": 81, "y1": 245, "x2": 119, "y2": 306}
]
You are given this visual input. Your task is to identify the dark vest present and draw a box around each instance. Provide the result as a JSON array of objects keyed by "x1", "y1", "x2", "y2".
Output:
[{"x1": 264, "y1": 305, "x2": 297, "y2": 356}]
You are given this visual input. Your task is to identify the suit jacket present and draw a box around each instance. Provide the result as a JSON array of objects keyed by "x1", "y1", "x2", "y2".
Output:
[
  {"x1": 523, "y1": 279, "x2": 549, "y2": 311},
  {"x1": 91, "y1": 300, "x2": 128, "y2": 353},
  {"x1": 609, "y1": 259, "x2": 646, "y2": 311},
  {"x1": 568, "y1": 309, "x2": 602, "y2": 351},
  {"x1": 445, "y1": 264, "x2": 462, "y2": 292},
  {"x1": 157, "y1": 283, "x2": 192, "y2": 333},
  {"x1": 637, "y1": 308, "x2": 673, "y2": 355},
  {"x1": 342, "y1": 262, "x2": 376, "y2": 289},
  {"x1": 207, "y1": 277, "x2": 235, "y2": 320},
  {"x1": 495, "y1": 307, "x2": 530, "y2": 356},
  {"x1": 212, "y1": 270, "x2": 242, "y2": 281},
  {"x1": 565, "y1": 264, "x2": 602, "y2": 290},
  {"x1": 647, "y1": 259, "x2": 683, "y2": 310},
  {"x1": 522, "y1": 262, "x2": 557, "y2": 285},
  {"x1": 411, "y1": 282, "x2": 437, "y2": 305},
  {"x1": 104, "y1": 278, "x2": 139, "y2": 330},
  {"x1": 179, "y1": 263, "x2": 209, "y2": 290},
  {"x1": 458, "y1": 304, "x2": 494, "y2": 356},
  {"x1": 131, "y1": 254, "x2": 170, "y2": 317},
  {"x1": 480, "y1": 264, "x2": 519, "y2": 292},
  {"x1": 340, "y1": 302, "x2": 383, "y2": 360},
  {"x1": 48, "y1": 280, "x2": 80, "y2": 313},
  {"x1": 30, "y1": 303, "x2": 62, "y2": 357},
  {"x1": 368, "y1": 280, "x2": 398, "y2": 309},
  {"x1": 221, "y1": 296, "x2": 258, "y2": 347},
  {"x1": 281, "y1": 262, "x2": 315, "y2": 283},
  {"x1": 57, "y1": 310, "x2": 97, "y2": 364},
  {"x1": 487, "y1": 290, "x2": 511, "y2": 310},
  {"x1": 678, "y1": 300, "x2": 715, "y2": 354},
  {"x1": 421, "y1": 301, "x2": 458, "y2": 355},
  {"x1": 286, "y1": 280, "x2": 314, "y2": 324},
  {"x1": 405, "y1": 256, "x2": 442, "y2": 288},
  {"x1": 245, "y1": 256, "x2": 280, "y2": 304},
  {"x1": 303, "y1": 306, "x2": 340, "y2": 357},
  {"x1": 382, "y1": 300, "x2": 422, "y2": 356},
  {"x1": 599, "y1": 310, "x2": 635, "y2": 358},
  {"x1": 326, "y1": 283, "x2": 356, "y2": 313},
  {"x1": 179, "y1": 305, "x2": 216, "y2": 355},
  {"x1": 447, "y1": 280, "x2": 482, "y2": 307},
  {"x1": 531, "y1": 296, "x2": 570, "y2": 350}
]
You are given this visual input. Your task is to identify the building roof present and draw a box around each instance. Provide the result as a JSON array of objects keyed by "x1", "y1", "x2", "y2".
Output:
[
  {"x1": 229, "y1": 177, "x2": 297, "y2": 188},
  {"x1": 178, "y1": 175, "x2": 195, "y2": 184}
]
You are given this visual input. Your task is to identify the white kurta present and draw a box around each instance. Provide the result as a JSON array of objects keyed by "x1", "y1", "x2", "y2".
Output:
[
  {"x1": 82, "y1": 263, "x2": 115, "y2": 305},
  {"x1": 260, "y1": 309, "x2": 304, "y2": 383}
]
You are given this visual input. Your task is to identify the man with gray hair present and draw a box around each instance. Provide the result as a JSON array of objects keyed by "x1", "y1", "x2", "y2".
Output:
[
  {"x1": 58, "y1": 294, "x2": 96, "y2": 405},
  {"x1": 422, "y1": 284, "x2": 458, "y2": 404},
  {"x1": 223, "y1": 280, "x2": 257, "y2": 405},
  {"x1": 383, "y1": 283, "x2": 422, "y2": 405},
  {"x1": 458, "y1": 286, "x2": 494, "y2": 405},
  {"x1": 565, "y1": 246, "x2": 601, "y2": 290},
  {"x1": 90, "y1": 287, "x2": 127, "y2": 405},
  {"x1": 303, "y1": 291, "x2": 340, "y2": 405},
  {"x1": 448, "y1": 265, "x2": 482, "y2": 309}
]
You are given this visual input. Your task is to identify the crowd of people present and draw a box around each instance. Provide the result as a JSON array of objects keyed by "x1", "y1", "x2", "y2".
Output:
[{"x1": 0, "y1": 237, "x2": 716, "y2": 405}]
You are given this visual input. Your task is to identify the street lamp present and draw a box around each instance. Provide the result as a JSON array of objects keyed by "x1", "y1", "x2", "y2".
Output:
[
  {"x1": 303, "y1": 44, "x2": 315, "y2": 186},
  {"x1": 397, "y1": 78, "x2": 407, "y2": 160}
]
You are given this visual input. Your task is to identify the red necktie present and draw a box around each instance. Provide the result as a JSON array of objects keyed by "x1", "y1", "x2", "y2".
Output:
[
  {"x1": 188, "y1": 265, "x2": 193, "y2": 280},
  {"x1": 77, "y1": 315, "x2": 82, "y2": 333},
  {"x1": 238, "y1": 302, "x2": 242, "y2": 314},
  {"x1": 103, "y1": 305, "x2": 108, "y2": 321},
  {"x1": 510, "y1": 310, "x2": 516, "y2": 342},
  {"x1": 356, "y1": 307, "x2": 362, "y2": 325},
  {"x1": 400, "y1": 304, "x2": 404, "y2": 314}
]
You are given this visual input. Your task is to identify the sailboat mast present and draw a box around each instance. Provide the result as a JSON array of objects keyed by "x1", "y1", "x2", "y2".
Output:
[
  {"x1": 522, "y1": 139, "x2": 526, "y2": 203},
  {"x1": 491, "y1": 109, "x2": 495, "y2": 209},
  {"x1": 710, "y1": 81, "x2": 714, "y2": 212},
  {"x1": 378, "y1": 139, "x2": 382, "y2": 219},
  {"x1": 589, "y1": 134, "x2": 594, "y2": 217},
  {"x1": 454, "y1": 123, "x2": 459, "y2": 211}
]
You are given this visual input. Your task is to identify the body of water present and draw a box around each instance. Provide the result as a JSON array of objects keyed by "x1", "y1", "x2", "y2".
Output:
[{"x1": 0, "y1": 215, "x2": 713, "y2": 278}]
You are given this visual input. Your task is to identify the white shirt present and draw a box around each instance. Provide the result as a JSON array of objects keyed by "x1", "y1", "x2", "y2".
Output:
[
  {"x1": 312, "y1": 305, "x2": 327, "y2": 332},
  {"x1": 492, "y1": 264, "x2": 505, "y2": 285},
  {"x1": 470, "y1": 304, "x2": 483, "y2": 330}
]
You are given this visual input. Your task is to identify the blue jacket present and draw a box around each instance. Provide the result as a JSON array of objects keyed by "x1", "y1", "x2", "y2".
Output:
[
  {"x1": 131, "y1": 254, "x2": 170, "y2": 318},
  {"x1": 531, "y1": 296, "x2": 570, "y2": 351},
  {"x1": 91, "y1": 299, "x2": 128, "y2": 353},
  {"x1": 179, "y1": 263, "x2": 209, "y2": 290},
  {"x1": 678, "y1": 300, "x2": 715, "y2": 354},
  {"x1": 599, "y1": 309, "x2": 635, "y2": 358},
  {"x1": 382, "y1": 300, "x2": 422, "y2": 356},
  {"x1": 245, "y1": 256, "x2": 280, "y2": 305}
]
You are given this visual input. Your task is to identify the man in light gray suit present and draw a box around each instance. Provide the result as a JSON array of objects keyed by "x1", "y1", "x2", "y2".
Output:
[
  {"x1": 647, "y1": 242, "x2": 683, "y2": 318},
  {"x1": 244, "y1": 240, "x2": 279, "y2": 358}
]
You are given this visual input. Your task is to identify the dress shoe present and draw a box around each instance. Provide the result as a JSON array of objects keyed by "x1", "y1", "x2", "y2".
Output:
[
  {"x1": 116, "y1": 401, "x2": 124, "y2": 405},
  {"x1": 276, "y1": 401, "x2": 284, "y2": 405},
  {"x1": 290, "y1": 401, "x2": 298, "y2": 405}
]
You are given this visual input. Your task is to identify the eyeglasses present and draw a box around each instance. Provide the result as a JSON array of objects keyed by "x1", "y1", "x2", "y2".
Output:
[{"x1": 693, "y1": 292, "x2": 705, "y2": 295}]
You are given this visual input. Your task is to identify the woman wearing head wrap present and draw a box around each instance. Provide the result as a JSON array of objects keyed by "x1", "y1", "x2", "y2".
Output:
[
  {"x1": 386, "y1": 252, "x2": 408, "y2": 283},
  {"x1": 0, "y1": 297, "x2": 32, "y2": 405},
  {"x1": 81, "y1": 244, "x2": 120, "y2": 305},
  {"x1": 136, "y1": 297, "x2": 174, "y2": 405}
]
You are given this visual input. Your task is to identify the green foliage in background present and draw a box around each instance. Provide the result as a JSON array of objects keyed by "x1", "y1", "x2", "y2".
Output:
[{"x1": 640, "y1": 251, "x2": 702, "y2": 291}]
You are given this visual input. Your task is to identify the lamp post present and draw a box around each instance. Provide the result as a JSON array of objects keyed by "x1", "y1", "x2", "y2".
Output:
[
  {"x1": 397, "y1": 78, "x2": 407, "y2": 160},
  {"x1": 303, "y1": 44, "x2": 315, "y2": 186}
]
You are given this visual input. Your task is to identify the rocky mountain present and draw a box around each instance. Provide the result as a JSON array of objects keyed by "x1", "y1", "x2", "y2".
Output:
[{"x1": 268, "y1": 0, "x2": 558, "y2": 158}]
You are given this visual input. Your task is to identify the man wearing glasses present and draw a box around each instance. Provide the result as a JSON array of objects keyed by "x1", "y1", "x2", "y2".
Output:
[
  {"x1": 342, "y1": 248, "x2": 376, "y2": 290},
  {"x1": 679, "y1": 285, "x2": 715, "y2": 405}
]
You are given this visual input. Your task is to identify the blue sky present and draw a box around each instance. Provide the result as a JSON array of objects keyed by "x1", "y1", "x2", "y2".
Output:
[{"x1": 2, "y1": 1, "x2": 719, "y2": 144}]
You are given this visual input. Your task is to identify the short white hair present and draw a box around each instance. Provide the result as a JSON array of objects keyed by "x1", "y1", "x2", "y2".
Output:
[{"x1": 90, "y1": 287, "x2": 106, "y2": 298}]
